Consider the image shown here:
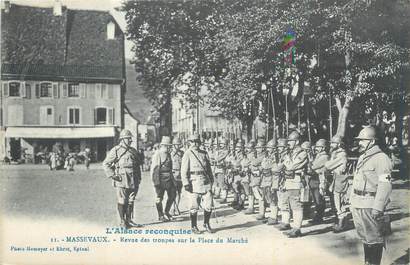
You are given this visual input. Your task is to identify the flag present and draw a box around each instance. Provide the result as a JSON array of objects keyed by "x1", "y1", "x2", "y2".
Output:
[{"x1": 282, "y1": 29, "x2": 296, "y2": 64}]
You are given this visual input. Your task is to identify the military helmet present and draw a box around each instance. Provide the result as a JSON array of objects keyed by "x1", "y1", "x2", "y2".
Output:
[
  {"x1": 355, "y1": 126, "x2": 377, "y2": 140},
  {"x1": 245, "y1": 142, "x2": 254, "y2": 149},
  {"x1": 236, "y1": 139, "x2": 244, "y2": 148},
  {"x1": 266, "y1": 139, "x2": 277, "y2": 149},
  {"x1": 301, "y1": 141, "x2": 311, "y2": 150},
  {"x1": 277, "y1": 138, "x2": 288, "y2": 147},
  {"x1": 188, "y1": 133, "x2": 201, "y2": 142},
  {"x1": 119, "y1": 129, "x2": 133, "y2": 140},
  {"x1": 288, "y1": 131, "x2": 301, "y2": 141},
  {"x1": 315, "y1": 139, "x2": 327, "y2": 148},
  {"x1": 172, "y1": 137, "x2": 182, "y2": 145},
  {"x1": 331, "y1": 134, "x2": 343, "y2": 144}
]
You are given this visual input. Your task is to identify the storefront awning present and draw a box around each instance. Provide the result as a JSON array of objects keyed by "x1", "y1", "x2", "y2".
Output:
[{"x1": 5, "y1": 127, "x2": 116, "y2": 139}]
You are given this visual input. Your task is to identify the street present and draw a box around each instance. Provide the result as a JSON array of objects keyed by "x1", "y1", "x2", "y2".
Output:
[{"x1": 1, "y1": 164, "x2": 409, "y2": 265}]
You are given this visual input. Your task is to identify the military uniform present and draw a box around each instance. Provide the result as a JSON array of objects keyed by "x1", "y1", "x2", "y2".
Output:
[
  {"x1": 242, "y1": 142, "x2": 257, "y2": 214},
  {"x1": 181, "y1": 134, "x2": 215, "y2": 233},
  {"x1": 251, "y1": 140, "x2": 267, "y2": 220},
  {"x1": 230, "y1": 142, "x2": 245, "y2": 210},
  {"x1": 151, "y1": 136, "x2": 177, "y2": 221},
  {"x1": 213, "y1": 144, "x2": 229, "y2": 201},
  {"x1": 309, "y1": 139, "x2": 329, "y2": 223},
  {"x1": 325, "y1": 135, "x2": 349, "y2": 232},
  {"x1": 261, "y1": 139, "x2": 283, "y2": 224},
  {"x1": 281, "y1": 131, "x2": 308, "y2": 237},
  {"x1": 351, "y1": 127, "x2": 393, "y2": 265},
  {"x1": 103, "y1": 129, "x2": 142, "y2": 228}
]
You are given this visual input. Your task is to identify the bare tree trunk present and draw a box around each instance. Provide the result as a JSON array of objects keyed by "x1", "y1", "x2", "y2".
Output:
[{"x1": 335, "y1": 96, "x2": 353, "y2": 138}]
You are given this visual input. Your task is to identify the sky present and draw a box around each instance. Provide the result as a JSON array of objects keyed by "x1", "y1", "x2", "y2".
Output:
[{"x1": 5, "y1": 0, "x2": 134, "y2": 58}]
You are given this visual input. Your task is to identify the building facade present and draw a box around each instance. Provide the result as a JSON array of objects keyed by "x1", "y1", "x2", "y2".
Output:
[{"x1": 0, "y1": 2, "x2": 125, "y2": 162}]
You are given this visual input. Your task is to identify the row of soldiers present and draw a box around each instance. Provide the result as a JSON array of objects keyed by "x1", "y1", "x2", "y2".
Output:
[
  {"x1": 206, "y1": 131, "x2": 353, "y2": 237},
  {"x1": 104, "y1": 127, "x2": 392, "y2": 265}
]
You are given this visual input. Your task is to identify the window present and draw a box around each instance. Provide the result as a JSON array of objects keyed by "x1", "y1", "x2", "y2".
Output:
[
  {"x1": 68, "y1": 83, "x2": 80, "y2": 97},
  {"x1": 40, "y1": 83, "x2": 52, "y2": 97},
  {"x1": 96, "y1": 107, "x2": 107, "y2": 124},
  {"x1": 47, "y1": 108, "x2": 52, "y2": 115},
  {"x1": 68, "y1": 108, "x2": 80, "y2": 125},
  {"x1": 9, "y1": 82, "x2": 20, "y2": 97}
]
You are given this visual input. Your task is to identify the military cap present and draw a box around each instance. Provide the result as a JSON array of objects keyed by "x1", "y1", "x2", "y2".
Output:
[
  {"x1": 266, "y1": 139, "x2": 277, "y2": 149},
  {"x1": 277, "y1": 138, "x2": 288, "y2": 147},
  {"x1": 160, "y1": 136, "x2": 172, "y2": 145},
  {"x1": 331, "y1": 134, "x2": 344, "y2": 144},
  {"x1": 315, "y1": 139, "x2": 327, "y2": 148},
  {"x1": 172, "y1": 138, "x2": 182, "y2": 145},
  {"x1": 288, "y1": 131, "x2": 301, "y2": 141},
  {"x1": 119, "y1": 129, "x2": 133, "y2": 140},
  {"x1": 301, "y1": 141, "x2": 311, "y2": 150},
  {"x1": 355, "y1": 126, "x2": 377, "y2": 140}
]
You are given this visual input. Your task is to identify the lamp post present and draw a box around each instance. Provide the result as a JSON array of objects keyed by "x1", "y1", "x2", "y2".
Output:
[{"x1": 283, "y1": 87, "x2": 290, "y2": 137}]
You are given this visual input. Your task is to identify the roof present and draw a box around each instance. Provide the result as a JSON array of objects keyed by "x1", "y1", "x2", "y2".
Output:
[{"x1": 1, "y1": 4, "x2": 125, "y2": 82}]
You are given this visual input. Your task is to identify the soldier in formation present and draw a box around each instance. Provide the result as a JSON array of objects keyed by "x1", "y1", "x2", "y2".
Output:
[
  {"x1": 171, "y1": 137, "x2": 184, "y2": 215},
  {"x1": 230, "y1": 140, "x2": 246, "y2": 210}
]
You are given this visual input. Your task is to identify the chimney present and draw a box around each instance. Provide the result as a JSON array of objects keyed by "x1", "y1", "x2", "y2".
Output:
[
  {"x1": 53, "y1": 0, "x2": 62, "y2": 16},
  {"x1": 4, "y1": 0, "x2": 10, "y2": 13}
]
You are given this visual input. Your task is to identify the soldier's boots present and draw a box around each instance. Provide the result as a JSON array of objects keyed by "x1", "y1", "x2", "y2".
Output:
[
  {"x1": 203, "y1": 211, "x2": 214, "y2": 233},
  {"x1": 244, "y1": 196, "x2": 255, "y2": 214},
  {"x1": 333, "y1": 216, "x2": 347, "y2": 233},
  {"x1": 118, "y1": 203, "x2": 129, "y2": 228},
  {"x1": 284, "y1": 228, "x2": 302, "y2": 238},
  {"x1": 256, "y1": 200, "x2": 266, "y2": 220},
  {"x1": 156, "y1": 203, "x2": 169, "y2": 222},
  {"x1": 277, "y1": 223, "x2": 291, "y2": 231},
  {"x1": 165, "y1": 212, "x2": 174, "y2": 221},
  {"x1": 364, "y1": 243, "x2": 383, "y2": 265},
  {"x1": 266, "y1": 218, "x2": 279, "y2": 225},
  {"x1": 126, "y1": 204, "x2": 143, "y2": 228},
  {"x1": 190, "y1": 212, "x2": 201, "y2": 234}
]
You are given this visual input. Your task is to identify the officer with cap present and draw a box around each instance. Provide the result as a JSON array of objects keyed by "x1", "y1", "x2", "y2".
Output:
[
  {"x1": 241, "y1": 141, "x2": 255, "y2": 214},
  {"x1": 171, "y1": 137, "x2": 184, "y2": 215},
  {"x1": 281, "y1": 131, "x2": 308, "y2": 238},
  {"x1": 103, "y1": 129, "x2": 142, "y2": 228},
  {"x1": 151, "y1": 136, "x2": 177, "y2": 222},
  {"x1": 325, "y1": 134, "x2": 349, "y2": 232},
  {"x1": 351, "y1": 126, "x2": 392, "y2": 265},
  {"x1": 309, "y1": 139, "x2": 330, "y2": 224},
  {"x1": 181, "y1": 133, "x2": 215, "y2": 234},
  {"x1": 213, "y1": 139, "x2": 229, "y2": 202}
]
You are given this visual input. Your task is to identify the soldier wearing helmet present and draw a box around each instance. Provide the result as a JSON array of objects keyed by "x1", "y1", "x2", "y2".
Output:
[
  {"x1": 308, "y1": 139, "x2": 330, "y2": 224},
  {"x1": 324, "y1": 134, "x2": 349, "y2": 233},
  {"x1": 350, "y1": 126, "x2": 392, "y2": 265},
  {"x1": 171, "y1": 137, "x2": 184, "y2": 215},
  {"x1": 221, "y1": 139, "x2": 236, "y2": 203},
  {"x1": 241, "y1": 140, "x2": 256, "y2": 214},
  {"x1": 181, "y1": 133, "x2": 215, "y2": 234},
  {"x1": 279, "y1": 130, "x2": 309, "y2": 238},
  {"x1": 103, "y1": 129, "x2": 142, "y2": 228},
  {"x1": 230, "y1": 140, "x2": 246, "y2": 210},
  {"x1": 261, "y1": 138, "x2": 284, "y2": 225},
  {"x1": 150, "y1": 136, "x2": 177, "y2": 222},
  {"x1": 212, "y1": 138, "x2": 229, "y2": 203},
  {"x1": 249, "y1": 138, "x2": 267, "y2": 219}
]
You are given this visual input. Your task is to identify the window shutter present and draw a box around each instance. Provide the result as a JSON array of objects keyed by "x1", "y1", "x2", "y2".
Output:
[
  {"x1": 96, "y1": 83, "x2": 102, "y2": 98},
  {"x1": 53, "y1": 83, "x2": 59, "y2": 98},
  {"x1": 80, "y1": 83, "x2": 86, "y2": 98},
  {"x1": 108, "y1": 108, "x2": 114, "y2": 125},
  {"x1": 35, "y1": 83, "x2": 40, "y2": 98},
  {"x1": 107, "y1": 84, "x2": 114, "y2": 99},
  {"x1": 2, "y1": 82, "x2": 8, "y2": 97},
  {"x1": 25, "y1": 83, "x2": 31, "y2": 99},
  {"x1": 62, "y1": 84, "x2": 68, "y2": 97},
  {"x1": 20, "y1": 82, "x2": 26, "y2": 97}
]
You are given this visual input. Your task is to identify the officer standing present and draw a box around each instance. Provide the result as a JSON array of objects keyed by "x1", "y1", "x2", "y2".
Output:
[
  {"x1": 276, "y1": 138, "x2": 290, "y2": 228},
  {"x1": 282, "y1": 131, "x2": 308, "y2": 238},
  {"x1": 171, "y1": 138, "x2": 184, "y2": 215},
  {"x1": 103, "y1": 129, "x2": 142, "y2": 228},
  {"x1": 151, "y1": 136, "x2": 177, "y2": 222},
  {"x1": 241, "y1": 141, "x2": 255, "y2": 214},
  {"x1": 222, "y1": 140, "x2": 236, "y2": 204},
  {"x1": 325, "y1": 135, "x2": 349, "y2": 232},
  {"x1": 181, "y1": 134, "x2": 215, "y2": 234},
  {"x1": 230, "y1": 140, "x2": 245, "y2": 210},
  {"x1": 351, "y1": 126, "x2": 392, "y2": 265},
  {"x1": 250, "y1": 139, "x2": 266, "y2": 220},
  {"x1": 213, "y1": 140, "x2": 229, "y2": 202},
  {"x1": 309, "y1": 139, "x2": 330, "y2": 224}
]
